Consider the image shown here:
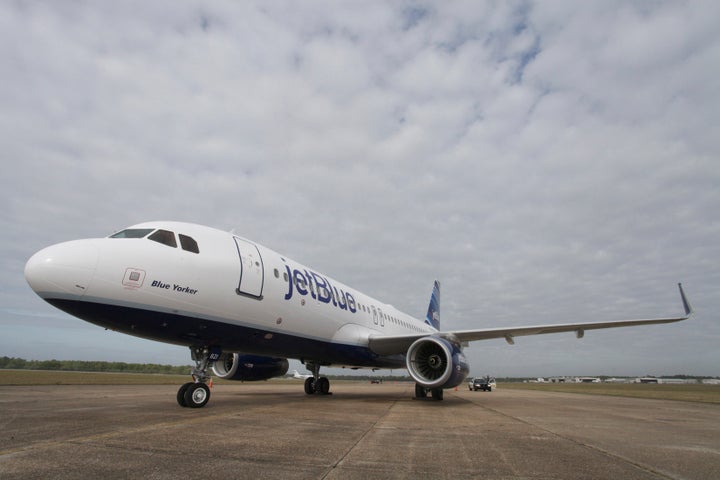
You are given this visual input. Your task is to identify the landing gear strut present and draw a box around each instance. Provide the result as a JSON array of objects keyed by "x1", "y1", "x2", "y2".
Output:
[
  {"x1": 303, "y1": 362, "x2": 331, "y2": 395},
  {"x1": 177, "y1": 346, "x2": 219, "y2": 408}
]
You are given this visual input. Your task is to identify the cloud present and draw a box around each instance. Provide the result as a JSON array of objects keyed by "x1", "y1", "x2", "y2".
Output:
[{"x1": 1, "y1": 1, "x2": 718, "y2": 376}]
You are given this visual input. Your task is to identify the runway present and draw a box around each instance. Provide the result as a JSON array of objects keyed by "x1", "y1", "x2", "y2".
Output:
[{"x1": 1, "y1": 382, "x2": 718, "y2": 479}]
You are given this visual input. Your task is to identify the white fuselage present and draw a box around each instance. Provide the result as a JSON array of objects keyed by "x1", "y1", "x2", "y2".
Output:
[{"x1": 24, "y1": 221, "x2": 435, "y2": 369}]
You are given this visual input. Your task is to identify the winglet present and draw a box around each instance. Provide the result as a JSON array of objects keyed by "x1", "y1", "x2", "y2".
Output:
[{"x1": 679, "y1": 283, "x2": 693, "y2": 316}]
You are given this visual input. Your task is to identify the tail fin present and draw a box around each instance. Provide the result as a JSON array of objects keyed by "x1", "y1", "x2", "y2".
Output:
[{"x1": 425, "y1": 280, "x2": 441, "y2": 330}]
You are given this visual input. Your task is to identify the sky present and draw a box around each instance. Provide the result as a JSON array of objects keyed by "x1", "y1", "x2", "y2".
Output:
[{"x1": 1, "y1": 1, "x2": 718, "y2": 378}]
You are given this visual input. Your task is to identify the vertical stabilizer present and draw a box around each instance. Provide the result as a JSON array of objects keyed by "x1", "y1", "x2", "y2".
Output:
[{"x1": 425, "y1": 280, "x2": 441, "y2": 330}]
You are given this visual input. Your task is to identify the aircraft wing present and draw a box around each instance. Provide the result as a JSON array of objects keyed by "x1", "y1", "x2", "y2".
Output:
[{"x1": 368, "y1": 284, "x2": 693, "y2": 356}]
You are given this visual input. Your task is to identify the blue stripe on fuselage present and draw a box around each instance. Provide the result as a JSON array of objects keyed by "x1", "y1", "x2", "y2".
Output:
[{"x1": 45, "y1": 298, "x2": 405, "y2": 369}]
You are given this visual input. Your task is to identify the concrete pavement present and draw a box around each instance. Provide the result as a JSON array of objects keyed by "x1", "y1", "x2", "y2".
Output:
[{"x1": 1, "y1": 382, "x2": 718, "y2": 479}]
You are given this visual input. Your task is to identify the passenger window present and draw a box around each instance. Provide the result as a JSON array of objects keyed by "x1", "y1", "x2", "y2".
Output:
[
  {"x1": 179, "y1": 234, "x2": 199, "y2": 253},
  {"x1": 148, "y1": 229, "x2": 177, "y2": 248}
]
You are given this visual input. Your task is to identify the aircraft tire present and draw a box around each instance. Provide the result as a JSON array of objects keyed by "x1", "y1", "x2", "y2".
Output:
[
  {"x1": 415, "y1": 384, "x2": 427, "y2": 398},
  {"x1": 304, "y1": 377, "x2": 314, "y2": 395},
  {"x1": 177, "y1": 382, "x2": 193, "y2": 407},
  {"x1": 184, "y1": 383, "x2": 210, "y2": 408},
  {"x1": 431, "y1": 388, "x2": 444, "y2": 401},
  {"x1": 318, "y1": 377, "x2": 330, "y2": 394}
]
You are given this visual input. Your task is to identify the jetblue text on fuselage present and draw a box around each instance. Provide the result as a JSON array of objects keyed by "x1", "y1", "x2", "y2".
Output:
[{"x1": 283, "y1": 265, "x2": 356, "y2": 313}]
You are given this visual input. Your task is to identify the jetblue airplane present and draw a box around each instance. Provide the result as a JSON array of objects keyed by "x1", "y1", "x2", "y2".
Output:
[{"x1": 24, "y1": 221, "x2": 693, "y2": 408}]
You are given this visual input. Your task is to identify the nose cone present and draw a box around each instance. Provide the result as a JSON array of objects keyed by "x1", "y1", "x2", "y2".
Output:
[{"x1": 25, "y1": 240, "x2": 99, "y2": 299}]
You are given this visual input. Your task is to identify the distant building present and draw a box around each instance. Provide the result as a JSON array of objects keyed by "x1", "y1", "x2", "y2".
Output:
[{"x1": 635, "y1": 377, "x2": 699, "y2": 384}]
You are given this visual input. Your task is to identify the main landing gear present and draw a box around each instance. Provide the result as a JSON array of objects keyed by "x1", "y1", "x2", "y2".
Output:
[
  {"x1": 177, "y1": 346, "x2": 218, "y2": 408},
  {"x1": 415, "y1": 383, "x2": 444, "y2": 401},
  {"x1": 303, "y1": 362, "x2": 332, "y2": 395}
]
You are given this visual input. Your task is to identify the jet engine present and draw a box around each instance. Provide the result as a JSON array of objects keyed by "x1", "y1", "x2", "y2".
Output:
[
  {"x1": 212, "y1": 353, "x2": 289, "y2": 381},
  {"x1": 406, "y1": 336, "x2": 469, "y2": 389}
]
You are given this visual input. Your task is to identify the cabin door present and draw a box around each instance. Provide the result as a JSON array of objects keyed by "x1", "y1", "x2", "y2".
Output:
[{"x1": 233, "y1": 237, "x2": 264, "y2": 299}]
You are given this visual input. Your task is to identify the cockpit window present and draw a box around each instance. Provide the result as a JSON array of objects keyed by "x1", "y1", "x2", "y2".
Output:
[
  {"x1": 179, "y1": 234, "x2": 200, "y2": 254},
  {"x1": 148, "y1": 229, "x2": 177, "y2": 248},
  {"x1": 110, "y1": 228, "x2": 154, "y2": 239}
]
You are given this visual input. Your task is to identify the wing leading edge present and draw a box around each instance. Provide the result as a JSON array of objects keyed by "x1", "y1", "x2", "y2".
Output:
[{"x1": 368, "y1": 284, "x2": 693, "y2": 356}]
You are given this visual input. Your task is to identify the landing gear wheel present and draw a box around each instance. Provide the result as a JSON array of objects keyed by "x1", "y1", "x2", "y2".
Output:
[
  {"x1": 304, "y1": 376, "x2": 331, "y2": 395},
  {"x1": 184, "y1": 383, "x2": 211, "y2": 408},
  {"x1": 415, "y1": 384, "x2": 427, "y2": 398},
  {"x1": 431, "y1": 388, "x2": 444, "y2": 401},
  {"x1": 177, "y1": 382, "x2": 194, "y2": 407},
  {"x1": 317, "y1": 377, "x2": 330, "y2": 394},
  {"x1": 304, "y1": 377, "x2": 315, "y2": 395},
  {"x1": 303, "y1": 362, "x2": 332, "y2": 395}
]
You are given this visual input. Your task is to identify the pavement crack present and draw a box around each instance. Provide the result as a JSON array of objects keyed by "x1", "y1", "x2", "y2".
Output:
[
  {"x1": 319, "y1": 395, "x2": 402, "y2": 479},
  {"x1": 457, "y1": 393, "x2": 678, "y2": 480}
]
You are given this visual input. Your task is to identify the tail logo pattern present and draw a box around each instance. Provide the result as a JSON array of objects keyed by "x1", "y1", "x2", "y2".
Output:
[{"x1": 425, "y1": 280, "x2": 441, "y2": 330}]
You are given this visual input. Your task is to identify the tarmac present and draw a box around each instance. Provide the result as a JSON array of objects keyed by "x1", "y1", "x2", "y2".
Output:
[{"x1": 1, "y1": 381, "x2": 718, "y2": 479}]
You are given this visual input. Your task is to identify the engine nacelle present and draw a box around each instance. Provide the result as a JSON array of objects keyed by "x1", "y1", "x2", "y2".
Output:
[
  {"x1": 212, "y1": 353, "x2": 289, "y2": 381},
  {"x1": 406, "y1": 336, "x2": 469, "y2": 389}
]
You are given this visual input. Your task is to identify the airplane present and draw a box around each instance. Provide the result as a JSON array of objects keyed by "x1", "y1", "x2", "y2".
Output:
[
  {"x1": 290, "y1": 370, "x2": 313, "y2": 380},
  {"x1": 24, "y1": 221, "x2": 694, "y2": 408}
]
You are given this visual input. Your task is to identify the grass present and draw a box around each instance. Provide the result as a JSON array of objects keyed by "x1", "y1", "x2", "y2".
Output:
[
  {"x1": 0, "y1": 370, "x2": 363, "y2": 386},
  {"x1": 501, "y1": 382, "x2": 720, "y2": 404},
  {"x1": 3, "y1": 371, "x2": 719, "y2": 404},
  {"x1": 0, "y1": 369, "x2": 192, "y2": 385}
]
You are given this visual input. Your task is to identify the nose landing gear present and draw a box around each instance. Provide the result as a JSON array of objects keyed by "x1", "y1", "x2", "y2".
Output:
[
  {"x1": 177, "y1": 346, "x2": 219, "y2": 408},
  {"x1": 177, "y1": 381, "x2": 211, "y2": 408}
]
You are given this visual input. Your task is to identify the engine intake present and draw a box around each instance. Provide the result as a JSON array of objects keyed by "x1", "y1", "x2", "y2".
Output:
[
  {"x1": 406, "y1": 336, "x2": 469, "y2": 389},
  {"x1": 212, "y1": 353, "x2": 289, "y2": 381}
]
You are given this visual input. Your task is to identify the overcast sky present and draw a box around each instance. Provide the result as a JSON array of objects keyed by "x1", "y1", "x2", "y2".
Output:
[{"x1": 1, "y1": 1, "x2": 718, "y2": 378}]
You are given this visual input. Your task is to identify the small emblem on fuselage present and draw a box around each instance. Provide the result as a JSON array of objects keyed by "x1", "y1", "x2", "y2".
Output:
[{"x1": 123, "y1": 268, "x2": 146, "y2": 289}]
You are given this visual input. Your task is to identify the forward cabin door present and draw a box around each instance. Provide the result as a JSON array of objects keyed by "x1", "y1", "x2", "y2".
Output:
[{"x1": 233, "y1": 236, "x2": 264, "y2": 300}]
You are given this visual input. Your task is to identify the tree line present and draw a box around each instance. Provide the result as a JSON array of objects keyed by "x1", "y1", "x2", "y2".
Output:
[
  {"x1": 0, "y1": 356, "x2": 190, "y2": 375},
  {"x1": 4, "y1": 357, "x2": 712, "y2": 381}
]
